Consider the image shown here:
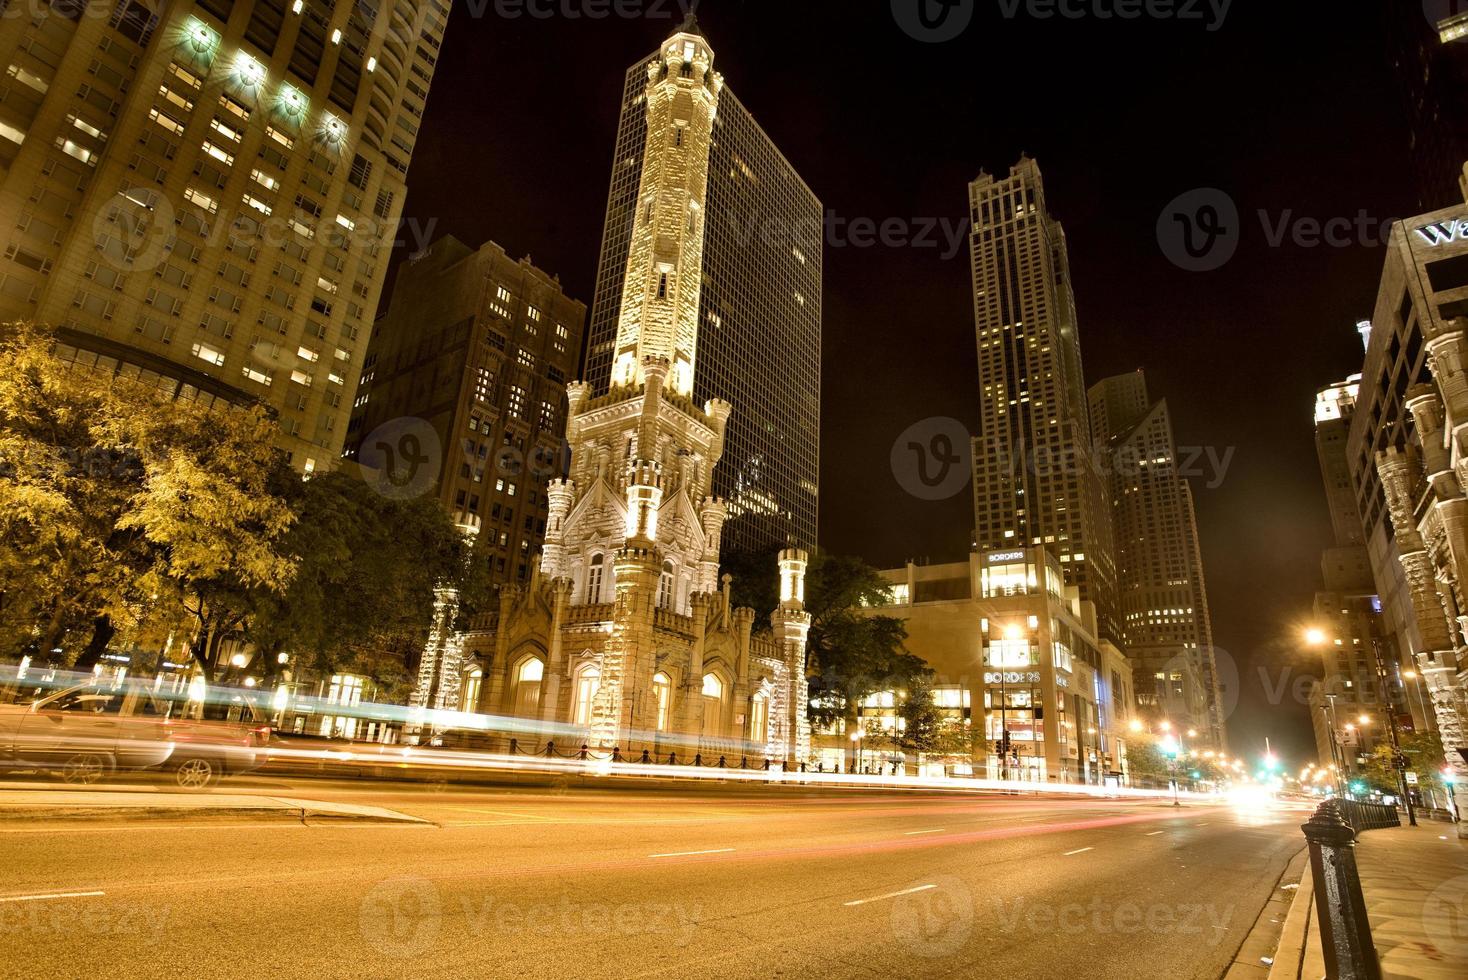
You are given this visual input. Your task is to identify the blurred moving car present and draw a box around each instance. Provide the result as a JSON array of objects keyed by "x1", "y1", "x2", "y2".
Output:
[{"x1": 0, "y1": 679, "x2": 271, "y2": 788}]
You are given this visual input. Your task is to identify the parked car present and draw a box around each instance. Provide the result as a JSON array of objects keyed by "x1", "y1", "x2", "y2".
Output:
[{"x1": 0, "y1": 679, "x2": 271, "y2": 789}]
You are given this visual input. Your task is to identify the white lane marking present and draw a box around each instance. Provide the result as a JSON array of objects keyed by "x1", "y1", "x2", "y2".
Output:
[
  {"x1": 1145, "y1": 831, "x2": 1166, "y2": 836},
  {"x1": 1063, "y1": 847, "x2": 1094, "y2": 856},
  {"x1": 904, "y1": 829, "x2": 946, "y2": 836},
  {"x1": 843, "y1": 884, "x2": 936, "y2": 907},
  {"x1": 0, "y1": 891, "x2": 105, "y2": 904},
  {"x1": 648, "y1": 848, "x2": 734, "y2": 859}
]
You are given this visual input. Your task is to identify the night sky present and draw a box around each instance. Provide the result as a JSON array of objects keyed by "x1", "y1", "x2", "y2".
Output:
[{"x1": 392, "y1": 1, "x2": 1428, "y2": 764}]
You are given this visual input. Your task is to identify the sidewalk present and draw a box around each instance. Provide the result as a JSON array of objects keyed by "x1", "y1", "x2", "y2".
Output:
[
  {"x1": 1357, "y1": 821, "x2": 1468, "y2": 978},
  {"x1": 0, "y1": 783, "x2": 431, "y2": 826},
  {"x1": 1268, "y1": 820, "x2": 1468, "y2": 980}
]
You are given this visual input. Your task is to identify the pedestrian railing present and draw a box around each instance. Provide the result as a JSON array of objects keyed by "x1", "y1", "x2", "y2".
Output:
[
  {"x1": 1338, "y1": 799, "x2": 1401, "y2": 835},
  {"x1": 1301, "y1": 798, "x2": 1384, "y2": 980}
]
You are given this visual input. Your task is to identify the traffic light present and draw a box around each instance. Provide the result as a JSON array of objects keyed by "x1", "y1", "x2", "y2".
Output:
[
  {"x1": 1263, "y1": 753, "x2": 1280, "y2": 772},
  {"x1": 1445, "y1": 769, "x2": 1459, "y2": 787},
  {"x1": 1350, "y1": 780, "x2": 1366, "y2": 795}
]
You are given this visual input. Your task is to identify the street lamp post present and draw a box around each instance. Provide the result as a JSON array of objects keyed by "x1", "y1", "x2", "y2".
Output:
[
  {"x1": 850, "y1": 730, "x2": 863, "y2": 774},
  {"x1": 1367, "y1": 637, "x2": 1417, "y2": 826},
  {"x1": 1322, "y1": 692, "x2": 1347, "y2": 799}
]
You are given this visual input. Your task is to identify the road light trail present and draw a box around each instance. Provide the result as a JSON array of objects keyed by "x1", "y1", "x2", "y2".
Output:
[
  {"x1": 842, "y1": 884, "x2": 936, "y2": 907},
  {"x1": 0, "y1": 890, "x2": 105, "y2": 903},
  {"x1": 1063, "y1": 847, "x2": 1094, "y2": 856},
  {"x1": 648, "y1": 848, "x2": 735, "y2": 859}
]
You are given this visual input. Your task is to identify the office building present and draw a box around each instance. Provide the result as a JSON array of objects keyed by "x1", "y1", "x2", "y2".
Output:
[
  {"x1": 837, "y1": 549, "x2": 1135, "y2": 785},
  {"x1": 1384, "y1": 0, "x2": 1468, "y2": 210},
  {"x1": 0, "y1": 0, "x2": 449, "y2": 469},
  {"x1": 1089, "y1": 370, "x2": 1224, "y2": 748},
  {"x1": 968, "y1": 157, "x2": 1119, "y2": 644},
  {"x1": 582, "y1": 19, "x2": 821, "y2": 557},
  {"x1": 343, "y1": 236, "x2": 587, "y2": 586}
]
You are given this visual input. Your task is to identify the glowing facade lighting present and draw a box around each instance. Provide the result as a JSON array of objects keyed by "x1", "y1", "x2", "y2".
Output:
[
  {"x1": 275, "y1": 84, "x2": 308, "y2": 124},
  {"x1": 316, "y1": 113, "x2": 348, "y2": 152}
]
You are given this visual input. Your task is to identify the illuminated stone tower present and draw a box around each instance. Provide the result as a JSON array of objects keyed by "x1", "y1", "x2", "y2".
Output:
[{"x1": 540, "y1": 23, "x2": 772, "y2": 754}]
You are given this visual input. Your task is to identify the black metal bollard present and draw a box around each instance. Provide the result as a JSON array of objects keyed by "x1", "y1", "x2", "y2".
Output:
[
  {"x1": 668, "y1": 752, "x2": 677, "y2": 766},
  {"x1": 718, "y1": 755, "x2": 727, "y2": 768},
  {"x1": 545, "y1": 740, "x2": 556, "y2": 758},
  {"x1": 612, "y1": 746, "x2": 622, "y2": 763},
  {"x1": 640, "y1": 749, "x2": 651, "y2": 764},
  {"x1": 508, "y1": 737, "x2": 518, "y2": 755},
  {"x1": 694, "y1": 753, "x2": 703, "y2": 767},
  {"x1": 1303, "y1": 800, "x2": 1381, "y2": 980},
  {"x1": 763, "y1": 758, "x2": 771, "y2": 771},
  {"x1": 579, "y1": 744, "x2": 589, "y2": 761}
]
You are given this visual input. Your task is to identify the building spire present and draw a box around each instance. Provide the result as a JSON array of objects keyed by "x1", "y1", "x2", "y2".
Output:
[{"x1": 608, "y1": 24, "x2": 722, "y2": 398}]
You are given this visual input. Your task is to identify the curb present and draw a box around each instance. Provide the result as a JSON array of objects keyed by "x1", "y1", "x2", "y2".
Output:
[
  {"x1": 1264, "y1": 853, "x2": 1315, "y2": 980},
  {"x1": 0, "y1": 799, "x2": 432, "y2": 827}
]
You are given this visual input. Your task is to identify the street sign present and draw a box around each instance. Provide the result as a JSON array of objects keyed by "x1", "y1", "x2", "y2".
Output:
[{"x1": 1405, "y1": 771, "x2": 1419, "y2": 785}]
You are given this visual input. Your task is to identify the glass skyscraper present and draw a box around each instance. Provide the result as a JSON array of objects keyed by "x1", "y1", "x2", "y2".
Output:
[{"x1": 583, "y1": 28, "x2": 821, "y2": 557}]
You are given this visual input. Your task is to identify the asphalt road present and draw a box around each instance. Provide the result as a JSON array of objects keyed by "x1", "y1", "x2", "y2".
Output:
[{"x1": 0, "y1": 779, "x2": 1310, "y2": 979}]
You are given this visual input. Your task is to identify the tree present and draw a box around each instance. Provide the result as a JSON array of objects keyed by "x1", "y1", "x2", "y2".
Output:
[
  {"x1": 246, "y1": 470, "x2": 487, "y2": 697},
  {"x1": 719, "y1": 545, "x2": 782, "y2": 622},
  {"x1": 1362, "y1": 731, "x2": 1447, "y2": 798},
  {"x1": 896, "y1": 680, "x2": 945, "y2": 757},
  {"x1": 1125, "y1": 738, "x2": 1174, "y2": 787},
  {"x1": 116, "y1": 396, "x2": 299, "y2": 680},
  {"x1": 803, "y1": 552, "x2": 931, "y2": 765}
]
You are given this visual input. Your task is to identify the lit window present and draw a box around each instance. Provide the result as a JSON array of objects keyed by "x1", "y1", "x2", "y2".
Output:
[
  {"x1": 202, "y1": 140, "x2": 235, "y2": 166},
  {"x1": 183, "y1": 187, "x2": 217, "y2": 214},
  {"x1": 191, "y1": 343, "x2": 225, "y2": 366},
  {"x1": 653, "y1": 673, "x2": 671, "y2": 732},
  {"x1": 572, "y1": 666, "x2": 600, "y2": 727}
]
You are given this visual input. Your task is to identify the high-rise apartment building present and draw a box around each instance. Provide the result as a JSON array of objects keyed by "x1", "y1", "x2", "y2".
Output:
[
  {"x1": 1307, "y1": 373, "x2": 1397, "y2": 776},
  {"x1": 1089, "y1": 370, "x2": 1223, "y2": 747},
  {"x1": 1384, "y1": 0, "x2": 1468, "y2": 210},
  {"x1": 968, "y1": 157, "x2": 1119, "y2": 644},
  {"x1": 343, "y1": 236, "x2": 586, "y2": 586},
  {"x1": 0, "y1": 0, "x2": 448, "y2": 469},
  {"x1": 582, "y1": 19, "x2": 821, "y2": 557}
]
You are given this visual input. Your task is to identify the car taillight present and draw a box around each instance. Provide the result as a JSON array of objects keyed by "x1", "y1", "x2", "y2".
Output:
[{"x1": 253, "y1": 726, "x2": 272, "y2": 745}]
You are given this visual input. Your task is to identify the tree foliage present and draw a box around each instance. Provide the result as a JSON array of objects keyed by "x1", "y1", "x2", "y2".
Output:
[
  {"x1": 1361, "y1": 730, "x2": 1447, "y2": 795},
  {"x1": 1, "y1": 322, "x2": 479, "y2": 693},
  {"x1": 896, "y1": 679, "x2": 945, "y2": 755},
  {"x1": 804, "y1": 552, "x2": 930, "y2": 730},
  {"x1": 246, "y1": 470, "x2": 485, "y2": 698}
]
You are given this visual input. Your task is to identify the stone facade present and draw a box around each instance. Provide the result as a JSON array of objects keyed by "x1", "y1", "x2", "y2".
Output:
[
  {"x1": 458, "y1": 22, "x2": 811, "y2": 764},
  {"x1": 1371, "y1": 194, "x2": 1468, "y2": 831}
]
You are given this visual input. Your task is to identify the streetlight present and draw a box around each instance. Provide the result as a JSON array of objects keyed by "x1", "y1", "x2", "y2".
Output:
[
  {"x1": 849, "y1": 730, "x2": 863, "y2": 774},
  {"x1": 1321, "y1": 691, "x2": 1348, "y2": 799},
  {"x1": 1364, "y1": 634, "x2": 1418, "y2": 826}
]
